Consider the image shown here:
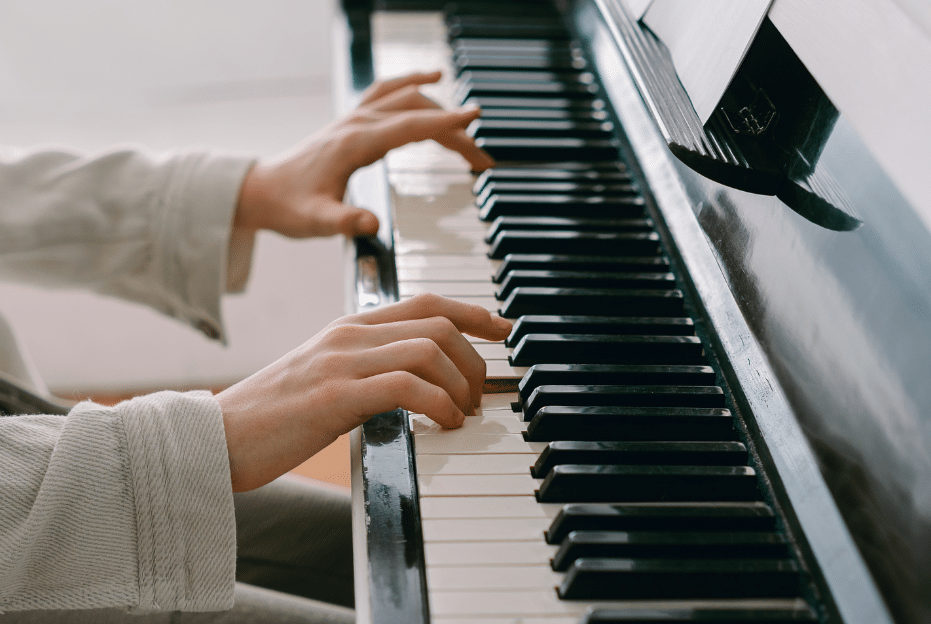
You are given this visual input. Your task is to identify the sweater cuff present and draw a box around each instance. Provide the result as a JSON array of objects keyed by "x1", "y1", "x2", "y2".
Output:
[
  {"x1": 156, "y1": 153, "x2": 256, "y2": 344},
  {"x1": 120, "y1": 391, "x2": 235, "y2": 612}
]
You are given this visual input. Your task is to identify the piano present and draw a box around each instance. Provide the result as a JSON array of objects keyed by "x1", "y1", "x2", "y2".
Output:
[{"x1": 338, "y1": 1, "x2": 931, "y2": 623}]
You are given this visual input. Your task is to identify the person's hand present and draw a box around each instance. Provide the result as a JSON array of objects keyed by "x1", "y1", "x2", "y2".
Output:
[
  {"x1": 234, "y1": 70, "x2": 495, "y2": 239},
  {"x1": 215, "y1": 293, "x2": 512, "y2": 492}
]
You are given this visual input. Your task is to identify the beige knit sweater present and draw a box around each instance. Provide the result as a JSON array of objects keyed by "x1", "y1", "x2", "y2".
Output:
[{"x1": 0, "y1": 147, "x2": 256, "y2": 612}]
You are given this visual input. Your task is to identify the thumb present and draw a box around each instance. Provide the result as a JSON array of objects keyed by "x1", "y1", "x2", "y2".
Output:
[{"x1": 331, "y1": 201, "x2": 380, "y2": 238}]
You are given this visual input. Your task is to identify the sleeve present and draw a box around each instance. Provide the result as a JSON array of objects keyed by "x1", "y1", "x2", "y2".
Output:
[
  {"x1": 0, "y1": 148, "x2": 257, "y2": 343},
  {"x1": 0, "y1": 391, "x2": 236, "y2": 612}
]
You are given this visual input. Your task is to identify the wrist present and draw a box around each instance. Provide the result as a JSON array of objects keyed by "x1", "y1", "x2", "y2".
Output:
[{"x1": 235, "y1": 161, "x2": 277, "y2": 232}]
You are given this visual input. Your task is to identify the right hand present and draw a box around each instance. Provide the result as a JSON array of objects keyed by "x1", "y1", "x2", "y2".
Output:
[{"x1": 215, "y1": 294, "x2": 512, "y2": 492}]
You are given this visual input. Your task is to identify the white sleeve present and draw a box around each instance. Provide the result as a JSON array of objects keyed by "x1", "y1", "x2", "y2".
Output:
[
  {"x1": 0, "y1": 148, "x2": 257, "y2": 342},
  {"x1": 0, "y1": 391, "x2": 236, "y2": 612}
]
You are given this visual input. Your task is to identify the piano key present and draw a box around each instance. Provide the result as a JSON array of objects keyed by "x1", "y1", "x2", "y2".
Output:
[
  {"x1": 484, "y1": 217, "x2": 652, "y2": 243},
  {"x1": 418, "y1": 453, "x2": 534, "y2": 476},
  {"x1": 396, "y1": 253, "x2": 499, "y2": 272},
  {"x1": 425, "y1": 540, "x2": 555, "y2": 566},
  {"x1": 478, "y1": 107, "x2": 610, "y2": 121},
  {"x1": 488, "y1": 231, "x2": 660, "y2": 259},
  {"x1": 464, "y1": 96, "x2": 605, "y2": 110},
  {"x1": 508, "y1": 317, "x2": 695, "y2": 347},
  {"x1": 473, "y1": 342, "x2": 512, "y2": 360},
  {"x1": 459, "y1": 69, "x2": 595, "y2": 84},
  {"x1": 452, "y1": 37, "x2": 573, "y2": 53},
  {"x1": 469, "y1": 119, "x2": 615, "y2": 139},
  {"x1": 531, "y1": 441, "x2": 749, "y2": 478},
  {"x1": 402, "y1": 294, "x2": 500, "y2": 312},
  {"x1": 413, "y1": 432, "x2": 547, "y2": 455},
  {"x1": 481, "y1": 195, "x2": 645, "y2": 221},
  {"x1": 411, "y1": 413, "x2": 527, "y2": 436},
  {"x1": 510, "y1": 335, "x2": 704, "y2": 366},
  {"x1": 478, "y1": 182, "x2": 636, "y2": 206},
  {"x1": 457, "y1": 80, "x2": 600, "y2": 101},
  {"x1": 518, "y1": 364, "x2": 717, "y2": 401},
  {"x1": 499, "y1": 288, "x2": 683, "y2": 318},
  {"x1": 397, "y1": 266, "x2": 493, "y2": 281},
  {"x1": 486, "y1": 358, "x2": 530, "y2": 380},
  {"x1": 551, "y1": 531, "x2": 790, "y2": 571},
  {"x1": 426, "y1": 564, "x2": 563, "y2": 591},
  {"x1": 455, "y1": 55, "x2": 588, "y2": 72},
  {"x1": 399, "y1": 280, "x2": 497, "y2": 297},
  {"x1": 535, "y1": 465, "x2": 759, "y2": 503},
  {"x1": 423, "y1": 517, "x2": 550, "y2": 542},
  {"x1": 522, "y1": 385, "x2": 726, "y2": 422},
  {"x1": 525, "y1": 406, "x2": 735, "y2": 443},
  {"x1": 418, "y1": 473, "x2": 542, "y2": 496},
  {"x1": 474, "y1": 164, "x2": 630, "y2": 194},
  {"x1": 480, "y1": 392, "x2": 521, "y2": 409},
  {"x1": 447, "y1": 21, "x2": 570, "y2": 40},
  {"x1": 475, "y1": 137, "x2": 620, "y2": 162},
  {"x1": 419, "y1": 495, "x2": 562, "y2": 520},
  {"x1": 494, "y1": 255, "x2": 667, "y2": 281},
  {"x1": 497, "y1": 271, "x2": 676, "y2": 300},
  {"x1": 545, "y1": 502, "x2": 778, "y2": 544},
  {"x1": 558, "y1": 558, "x2": 800, "y2": 600},
  {"x1": 579, "y1": 606, "x2": 817, "y2": 623}
]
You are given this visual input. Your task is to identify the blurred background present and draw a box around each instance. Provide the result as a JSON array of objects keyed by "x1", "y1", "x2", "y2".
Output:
[{"x1": 0, "y1": 0, "x2": 350, "y2": 486}]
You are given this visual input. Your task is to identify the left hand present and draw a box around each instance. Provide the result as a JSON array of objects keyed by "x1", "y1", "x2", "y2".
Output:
[{"x1": 234, "y1": 70, "x2": 494, "y2": 239}]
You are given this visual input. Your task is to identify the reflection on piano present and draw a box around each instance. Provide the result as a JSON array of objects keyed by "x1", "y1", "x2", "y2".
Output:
[{"x1": 340, "y1": 2, "x2": 931, "y2": 623}]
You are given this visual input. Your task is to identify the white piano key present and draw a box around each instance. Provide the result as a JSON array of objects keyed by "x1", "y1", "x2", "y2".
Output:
[
  {"x1": 426, "y1": 565, "x2": 561, "y2": 591},
  {"x1": 418, "y1": 474, "x2": 541, "y2": 496},
  {"x1": 395, "y1": 254, "x2": 498, "y2": 270},
  {"x1": 416, "y1": 454, "x2": 534, "y2": 475},
  {"x1": 419, "y1": 496, "x2": 562, "y2": 520},
  {"x1": 434, "y1": 618, "x2": 578, "y2": 624},
  {"x1": 422, "y1": 518, "x2": 550, "y2": 542},
  {"x1": 425, "y1": 541, "x2": 556, "y2": 567},
  {"x1": 395, "y1": 232, "x2": 489, "y2": 255},
  {"x1": 410, "y1": 412, "x2": 525, "y2": 435},
  {"x1": 399, "y1": 280, "x2": 497, "y2": 297},
  {"x1": 398, "y1": 267, "x2": 493, "y2": 281},
  {"x1": 413, "y1": 433, "x2": 545, "y2": 455},
  {"x1": 480, "y1": 392, "x2": 519, "y2": 410},
  {"x1": 486, "y1": 359, "x2": 529, "y2": 379},
  {"x1": 473, "y1": 342, "x2": 512, "y2": 360},
  {"x1": 387, "y1": 171, "x2": 474, "y2": 194}
]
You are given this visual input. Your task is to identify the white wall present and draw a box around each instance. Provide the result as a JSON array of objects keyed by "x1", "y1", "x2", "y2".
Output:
[{"x1": 0, "y1": 0, "x2": 348, "y2": 394}]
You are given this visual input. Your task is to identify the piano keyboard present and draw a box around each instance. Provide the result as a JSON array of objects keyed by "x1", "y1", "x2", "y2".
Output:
[{"x1": 359, "y1": 5, "x2": 822, "y2": 623}]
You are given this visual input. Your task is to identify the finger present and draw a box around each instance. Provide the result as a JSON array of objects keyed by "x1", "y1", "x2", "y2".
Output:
[
  {"x1": 366, "y1": 84, "x2": 443, "y2": 113},
  {"x1": 434, "y1": 126, "x2": 496, "y2": 171},
  {"x1": 350, "y1": 370, "x2": 466, "y2": 429},
  {"x1": 332, "y1": 316, "x2": 488, "y2": 406},
  {"x1": 359, "y1": 70, "x2": 442, "y2": 106},
  {"x1": 355, "y1": 338, "x2": 473, "y2": 414},
  {"x1": 357, "y1": 293, "x2": 512, "y2": 342}
]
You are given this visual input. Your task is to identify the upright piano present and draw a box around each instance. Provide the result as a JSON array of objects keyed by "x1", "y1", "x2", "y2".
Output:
[{"x1": 338, "y1": 2, "x2": 931, "y2": 623}]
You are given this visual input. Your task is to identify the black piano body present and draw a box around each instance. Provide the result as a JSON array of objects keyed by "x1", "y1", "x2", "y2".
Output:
[{"x1": 339, "y1": 2, "x2": 931, "y2": 623}]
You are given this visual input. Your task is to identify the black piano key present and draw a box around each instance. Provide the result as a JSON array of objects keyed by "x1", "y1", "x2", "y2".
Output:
[
  {"x1": 551, "y1": 531, "x2": 790, "y2": 571},
  {"x1": 536, "y1": 465, "x2": 759, "y2": 503},
  {"x1": 518, "y1": 363, "x2": 715, "y2": 401},
  {"x1": 465, "y1": 96, "x2": 604, "y2": 111},
  {"x1": 468, "y1": 119, "x2": 615, "y2": 140},
  {"x1": 499, "y1": 288, "x2": 684, "y2": 318},
  {"x1": 480, "y1": 195, "x2": 644, "y2": 221},
  {"x1": 475, "y1": 137, "x2": 620, "y2": 161},
  {"x1": 532, "y1": 441, "x2": 748, "y2": 478},
  {"x1": 496, "y1": 271, "x2": 674, "y2": 300},
  {"x1": 488, "y1": 230, "x2": 659, "y2": 259},
  {"x1": 558, "y1": 558, "x2": 800, "y2": 600},
  {"x1": 494, "y1": 255, "x2": 666, "y2": 281},
  {"x1": 448, "y1": 21, "x2": 570, "y2": 40},
  {"x1": 474, "y1": 163, "x2": 628, "y2": 192},
  {"x1": 484, "y1": 216, "x2": 648, "y2": 242},
  {"x1": 452, "y1": 38, "x2": 569, "y2": 52},
  {"x1": 475, "y1": 169, "x2": 630, "y2": 196},
  {"x1": 457, "y1": 80, "x2": 600, "y2": 101},
  {"x1": 522, "y1": 384, "x2": 725, "y2": 422},
  {"x1": 458, "y1": 69, "x2": 595, "y2": 84},
  {"x1": 545, "y1": 502, "x2": 778, "y2": 544},
  {"x1": 510, "y1": 334, "x2": 703, "y2": 366},
  {"x1": 478, "y1": 183, "x2": 635, "y2": 206},
  {"x1": 455, "y1": 55, "x2": 587, "y2": 72},
  {"x1": 508, "y1": 317, "x2": 694, "y2": 347},
  {"x1": 580, "y1": 606, "x2": 817, "y2": 623},
  {"x1": 524, "y1": 406, "x2": 735, "y2": 443},
  {"x1": 476, "y1": 107, "x2": 609, "y2": 121}
]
